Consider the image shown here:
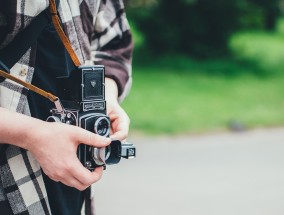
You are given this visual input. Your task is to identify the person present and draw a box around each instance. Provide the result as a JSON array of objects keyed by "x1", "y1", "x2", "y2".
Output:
[{"x1": 0, "y1": 0, "x2": 133, "y2": 214}]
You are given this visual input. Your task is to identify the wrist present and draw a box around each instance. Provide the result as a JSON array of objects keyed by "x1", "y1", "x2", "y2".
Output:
[
  {"x1": 23, "y1": 119, "x2": 46, "y2": 151},
  {"x1": 0, "y1": 107, "x2": 45, "y2": 150},
  {"x1": 105, "y1": 78, "x2": 118, "y2": 103}
]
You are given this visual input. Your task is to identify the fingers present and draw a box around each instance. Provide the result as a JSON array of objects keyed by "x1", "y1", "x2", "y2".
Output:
[
  {"x1": 72, "y1": 159, "x2": 104, "y2": 188},
  {"x1": 67, "y1": 168, "x2": 103, "y2": 191},
  {"x1": 60, "y1": 176, "x2": 86, "y2": 191},
  {"x1": 110, "y1": 123, "x2": 129, "y2": 141},
  {"x1": 47, "y1": 159, "x2": 104, "y2": 191},
  {"x1": 109, "y1": 111, "x2": 130, "y2": 141},
  {"x1": 76, "y1": 128, "x2": 111, "y2": 147},
  {"x1": 36, "y1": 122, "x2": 107, "y2": 191}
]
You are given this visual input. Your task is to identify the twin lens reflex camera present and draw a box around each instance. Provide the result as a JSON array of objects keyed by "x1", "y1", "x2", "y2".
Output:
[{"x1": 46, "y1": 65, "x2": 136, "y2": 170}]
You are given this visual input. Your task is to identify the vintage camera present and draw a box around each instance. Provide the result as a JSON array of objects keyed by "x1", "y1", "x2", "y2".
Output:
[{"x1": 46, "y1": 65, "x2": 135, "y2": 170}]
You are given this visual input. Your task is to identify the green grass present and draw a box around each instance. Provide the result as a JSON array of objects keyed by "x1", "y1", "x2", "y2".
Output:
[{"x1": 122, "y1": 25, "x2": 284, "y2": 135}]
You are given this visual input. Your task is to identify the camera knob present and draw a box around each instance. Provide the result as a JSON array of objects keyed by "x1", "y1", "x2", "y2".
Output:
[
  {"x1": 92, "y1": 147, "x2": 105, "y2": 166},
  {"x1": 46, "y1": 116, "x2": 61, "y2": 123},
  {"x1": 65, "y1": 112, "x2": 77, "y2": 126},
  {"x1": 85, "y1": 161, "x2": 92, "y2": 169}
]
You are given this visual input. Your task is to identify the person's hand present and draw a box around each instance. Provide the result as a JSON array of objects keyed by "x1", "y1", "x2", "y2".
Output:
[
  {"x1": 27, "y1": 121, "x2": 111, "y2": 191},
  {"x1": 105, "y1": 78, "x2": 130, "y2": 141},
  {"x1": 107, "y1": 100, "x2": 130, "y2": 141},
  {"x1": 0, "y1": 107, "x2": 112, "y2": 190}
]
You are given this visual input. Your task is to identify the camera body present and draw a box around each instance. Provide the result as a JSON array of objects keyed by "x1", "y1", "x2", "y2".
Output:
[{"x1": 47, "y1": 65, "x2": 135, "y2": 170}]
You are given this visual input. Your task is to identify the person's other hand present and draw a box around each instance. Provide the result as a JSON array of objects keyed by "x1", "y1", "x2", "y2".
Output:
[{"x1": 105, "y1": 78, "x2": 130, "y2": 141}]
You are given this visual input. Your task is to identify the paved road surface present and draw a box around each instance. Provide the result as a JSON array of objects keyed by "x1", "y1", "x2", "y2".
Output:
[{"x1": 94, "y1": 128, "x2": 284, "y2": 215}]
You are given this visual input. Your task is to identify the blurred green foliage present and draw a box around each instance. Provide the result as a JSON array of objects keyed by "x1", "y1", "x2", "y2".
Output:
[
  {"x1": 122, "y1": 18, "x2": 284, "y2": 134},
  {"x1": 123, "y1": 66, "x2": 284, "y2": 134},
  {"x1": 123, "y1": 1, "x2": 284, "y2": 134},
  {"x1": 126, "y1": 0, "x2": 281, "y2": 58}
]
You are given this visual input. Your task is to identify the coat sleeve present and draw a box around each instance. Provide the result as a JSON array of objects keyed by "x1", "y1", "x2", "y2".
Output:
[{"x1": 91, "y1": 0, "x2": 134, "y2": 102}]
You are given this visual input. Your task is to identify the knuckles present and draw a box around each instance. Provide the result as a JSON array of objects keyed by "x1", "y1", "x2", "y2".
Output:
[
  {"x1": 47, "y1": 172, "x2": 60, "y2": 182},
  {"x1": 77, "y1": 185, "x2": 88, "y2": 191},
  {"x1": 45, "y1": 166, "x2": 103, "y2": 191}
]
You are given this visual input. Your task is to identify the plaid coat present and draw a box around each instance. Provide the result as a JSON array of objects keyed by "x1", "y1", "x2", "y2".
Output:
[{"x1": 0, "y1": 0, "x2": 133, "y2": 214}]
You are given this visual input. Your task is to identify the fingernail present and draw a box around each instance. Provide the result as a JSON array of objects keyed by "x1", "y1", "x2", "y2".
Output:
[{"x1": 104, "y1": 137, "x2": 112, "y2": 143}]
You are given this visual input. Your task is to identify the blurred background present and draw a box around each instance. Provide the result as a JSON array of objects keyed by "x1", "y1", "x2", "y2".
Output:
[
  {"x1": 95, "y1": 1, "x2": 284, "y2": 214},
  {"x1": 122, "y1": 0, "x2": 284, "y2": 135}
]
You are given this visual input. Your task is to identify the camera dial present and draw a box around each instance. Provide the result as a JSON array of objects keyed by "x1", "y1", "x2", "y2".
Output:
[
  {"x1": 92, "y1": 147, "x2": 106, "y2": 166},
  {"x1": 65, "y1": 112, "x2": 77, "y2": 126}
]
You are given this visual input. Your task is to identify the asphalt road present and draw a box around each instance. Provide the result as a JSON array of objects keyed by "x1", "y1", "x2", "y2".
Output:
[{"x1": 94, "y1": 128, "x2": 284, "y2": 215}]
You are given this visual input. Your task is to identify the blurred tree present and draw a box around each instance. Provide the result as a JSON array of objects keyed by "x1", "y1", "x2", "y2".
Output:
[
  {"x1": 248, "y1": 0, "x2": 280, "y2": 30},
  {"x1": 126, "y1": 0, "x2": 281, "y2": 58},
  {"x1": 128, "y1": 0, "x2": 242, "y2": 58}
]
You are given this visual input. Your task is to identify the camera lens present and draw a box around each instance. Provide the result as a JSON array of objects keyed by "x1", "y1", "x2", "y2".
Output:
[{"x1": 94, "y1": 116, "x2": 110, "y2": 137}]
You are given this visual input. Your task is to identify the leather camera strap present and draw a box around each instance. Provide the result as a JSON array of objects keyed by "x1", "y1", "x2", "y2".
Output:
[
  {"x1": 0, "y1": 0, "x2": 81, "y2": 105},
  {"x1": 49, "y1": 0, "x2": 81, "y2": 67},
  {"x1": 0, "y1": 69, "x2": 58, "y2": 102}
]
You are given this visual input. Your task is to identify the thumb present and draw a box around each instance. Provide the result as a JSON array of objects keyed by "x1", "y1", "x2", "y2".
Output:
[{"x1": 78, "y1": 129, "x2": 111, "y2": 147}]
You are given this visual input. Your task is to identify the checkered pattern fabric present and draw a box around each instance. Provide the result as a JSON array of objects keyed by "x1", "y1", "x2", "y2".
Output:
[{"x1": 0, "y1": 0, "x2": 133, "y2": 214}]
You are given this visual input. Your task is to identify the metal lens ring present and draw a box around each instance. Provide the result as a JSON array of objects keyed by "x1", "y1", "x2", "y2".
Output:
[
  {"x1": 46, "y1": 116, "x2": 61, "y2": 123},
  {"x1": 92, "y1": 147, "x2": 106, "y2": 166},
  {"x1": 92, "y1": 146, "x2": 111, "y2": 166},
  {"x1": 94, "y1": 116, "x2": 110, "y2": 137}
]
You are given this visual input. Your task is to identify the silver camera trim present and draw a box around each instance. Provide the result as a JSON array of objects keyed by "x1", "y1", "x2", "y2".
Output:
[{"x1": 92, "y1": 147, "x2": 106, "y2": 166}]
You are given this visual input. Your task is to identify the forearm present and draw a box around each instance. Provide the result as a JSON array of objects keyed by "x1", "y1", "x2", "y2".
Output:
[{"x1": 0, "y1": 107, "x2": 43, "y2": 149}]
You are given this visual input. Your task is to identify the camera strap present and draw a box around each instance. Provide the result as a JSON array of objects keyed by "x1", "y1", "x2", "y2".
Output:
[
  {"x1": 0, "y1": 0, "x2": 82, "y2": 111},
  {"x1": 49, "y1": 0, "x2": 81, "y2": 67}
]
